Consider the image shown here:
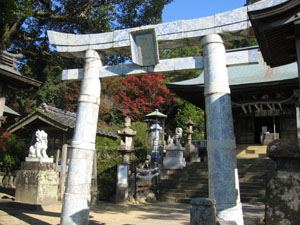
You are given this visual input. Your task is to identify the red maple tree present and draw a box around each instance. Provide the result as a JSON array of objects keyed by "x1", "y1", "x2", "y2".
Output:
[{"x1": 111, "y1": 73, "x2": 174, "y2": 120}]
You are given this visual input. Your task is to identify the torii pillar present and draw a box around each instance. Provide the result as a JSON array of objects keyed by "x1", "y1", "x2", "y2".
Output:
[
  {"x1": 202, "y1": 34, "x2": 244, "y2": 225},
  {"x1": 61, "y1": 50, "x2": 102, "y2": 225}
]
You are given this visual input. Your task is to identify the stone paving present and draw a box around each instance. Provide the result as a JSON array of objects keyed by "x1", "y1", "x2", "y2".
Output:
[{"x1": 0, "y1": 191, "x2": 264, "y2": 225}]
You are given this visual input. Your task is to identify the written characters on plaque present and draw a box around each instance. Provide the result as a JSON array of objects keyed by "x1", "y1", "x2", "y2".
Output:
[
  {"x1": 130, "y1": 28, "x2": 159, "y2": 66},
  {"x1": 117, "y1": 165, "x2": 128, "y2": 185}
]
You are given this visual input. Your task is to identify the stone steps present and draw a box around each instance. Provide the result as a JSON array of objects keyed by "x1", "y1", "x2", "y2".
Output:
[
  {"x1": 158, "y1": 158, "x2": 276, "y2": 203},
  {"x1": 236, "y1": 145, "x2": 267, "y2": 159}
]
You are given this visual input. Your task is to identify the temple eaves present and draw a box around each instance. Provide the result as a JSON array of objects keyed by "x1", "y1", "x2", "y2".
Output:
[{"x1": 47, "y1": 0, "x2": 289, "y2": 58}]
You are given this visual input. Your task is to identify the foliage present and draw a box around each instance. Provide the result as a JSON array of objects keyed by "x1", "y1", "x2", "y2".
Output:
[
  {"x1": 116, "y1": 0, "x2": 173, "y2": 28},
  {"x1": 131, "y1": 121, "x2": 148, "y2": 163},
  {"x1": 160, "y1": 45, "x2": 202, "y2": 83},
  {"x1": 111, "y1": 74, "x2": 175, "y2": 121},
  {"x1": 1, "y1": 0, "x2": 174, "y2": 201},
  {"x1": 172, "y1": 98, "x2": 205, "y2": 142},
  {"x1": 1, "y1": 0, "x2": 174, "y2": 115},
  {"x1": 56, "y1": 81, "x2": 81, "y2": 112},
  {"x1": 95, "y1": 121, "x2": 148, "y2": 200},
  {"x1": 96, "y1": 125, "x2": 121, "y2": 201},
  {"x1": 0, "y1": 132, "x2": 27, "y2": 173},
  {"x1": 226, "y1": 38, "x2": 258, "y2": 50}
]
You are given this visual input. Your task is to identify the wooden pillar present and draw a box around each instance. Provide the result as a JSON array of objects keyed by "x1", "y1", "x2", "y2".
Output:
[
  {"x1": 91, "y1": 149, "x2": 98, "y2": 203},
  {"x1": 60, "y1": 143, "x2": 68, "y2": 200},
  {"x1": 55, "y1": 149, "x2": 60, "y2": 168},
  {"x1": 295, "y1": 33, "x2": 300, "y2": 146},
  {"x1": 0, "y1": 82, "x2": 6, "y2": 127},
  {"x1": 59, "y1": 133, "x2": 68, "y2": 200}
]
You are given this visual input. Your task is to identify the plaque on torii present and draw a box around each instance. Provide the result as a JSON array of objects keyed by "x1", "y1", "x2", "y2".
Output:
[{"x1": 47, "y1": 1, "x2": 287, "y2": 224}]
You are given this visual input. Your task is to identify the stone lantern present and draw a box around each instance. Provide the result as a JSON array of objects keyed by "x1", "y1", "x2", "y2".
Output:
[
  {"x1": 145, "y1": 109, "x2": 167, "y2": 162},
  {"x1": 118, "y1": 117, "x2": 136, "y2": 164},
  {"x1": 184, "y1": 117, "x2": 200, "y2": 162},
  {"x1": 116, "y1": 117, "x2": 136, "y2": 203}
]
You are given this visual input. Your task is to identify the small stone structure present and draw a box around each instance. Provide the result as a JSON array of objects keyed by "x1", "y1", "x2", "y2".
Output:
[
  {"x1": 184, "y1": 117, "x2": 200, "y2": 162},
  {"x1": 15, "y1": 130, "x2": 59, "y2": 205},
  {"x1": 163, "y1": 128, "x2": 186, "y2": 169},
  {"x1": 190, "y1": 198, "x2": 216, "y2": 225},
  {"x1": 116, "y1": 117, "x2": 136, "y2": 203},
  {"x1": 265, "y1": 139, "x2": 300, "y2": 225}
]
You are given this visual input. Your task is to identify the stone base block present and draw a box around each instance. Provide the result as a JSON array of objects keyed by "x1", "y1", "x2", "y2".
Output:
[
  {"x1": 190, "y1": 152, "x2": 201, "y2": 162},
  {"x1": 15, "y1": 163, "x2": 59, "y2": 205},
  {"x1": 25, "y1": 157, "x2": 53, "y2": 163},
  {"x1": 216, "y1": 203, "x2": 244, "y2": 225},
  {"x1": 21, "y1": 161, "x2": 56, "y2": 170},
  {"x1": 163, "y1": 156, "x2": 186, "y2": 169},
  {"x1": 163, "y1": 148, "x2": 186, "y2": 169},
  {"x1": 266, "y1": 171, "x2": 300, "y2": 225},
  {"x1": 190, "y1": 198, "x2": 216, "y2": 225}
]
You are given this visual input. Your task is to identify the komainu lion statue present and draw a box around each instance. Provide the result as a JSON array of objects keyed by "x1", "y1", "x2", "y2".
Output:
[{"x1": 28, "y1": 130, "x2": 49, "y2": 158}]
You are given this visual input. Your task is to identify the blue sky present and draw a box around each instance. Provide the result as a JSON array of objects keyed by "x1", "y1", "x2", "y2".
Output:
[{"x1": 162, "y1": 0, "x2": 246, "y2": 22}]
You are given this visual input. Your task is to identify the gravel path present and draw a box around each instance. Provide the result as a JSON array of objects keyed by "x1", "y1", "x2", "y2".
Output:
[{"x1": 0, "y1": 191, "x2": 264, "y2": 225}]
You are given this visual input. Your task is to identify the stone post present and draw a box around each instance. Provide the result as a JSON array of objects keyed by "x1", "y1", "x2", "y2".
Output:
[
  {"x1": 190, "y1": 198, "x2": 216, "y2": 225},
  {"x1": 201, "y1": 34, "x2": 244, "y2": 225},
  {"x1": 184, "y1": 117, "x2": 200, "y2": 162},
  {"x1": 60, "y1": 50, "x2": 102, "y2": 225}
]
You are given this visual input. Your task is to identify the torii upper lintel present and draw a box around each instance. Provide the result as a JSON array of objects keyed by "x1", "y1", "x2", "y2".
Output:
[{"x1": 47, "y1": 0, "x2": 289, "y2": 58}]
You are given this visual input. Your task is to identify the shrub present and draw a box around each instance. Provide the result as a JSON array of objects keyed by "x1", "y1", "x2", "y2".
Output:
[{"x1": 0, "y1": 132, "x2": 27, "y2": 173}]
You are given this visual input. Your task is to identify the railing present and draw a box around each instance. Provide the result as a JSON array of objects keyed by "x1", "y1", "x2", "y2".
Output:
[
  {"x1": 136, "y1": 167, "x2": 159, "y2": 193},
  {"x1": 0, "y1": 172, "x2": 16, "y2": 188}
]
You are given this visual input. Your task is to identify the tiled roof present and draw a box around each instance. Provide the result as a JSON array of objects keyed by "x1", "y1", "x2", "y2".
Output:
[
  {"x1": 8, "y1": 103, "x2": 119, "y2": 139},
  {"x1": 0, "y1": 50, "x2": 42, "y2": 88},
  {"x1": 39, "y1": 103, "x2": 119, "y2": 139},
  {"x1": 167, "y1": 50, "x2": 298, "y2": 88}
]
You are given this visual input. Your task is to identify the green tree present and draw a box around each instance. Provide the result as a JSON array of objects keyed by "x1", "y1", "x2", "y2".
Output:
[
  {"x1": 173, "y1": 98, "x2": 205, "y2": 141},
  {"x1": 161, "y1": 45, "x2": 202, "y2": 82},
  {"x1": 1, "y1": 0, "x2": 174, "y2": 114},
  {"x1": 0, "y1": 132, "x2": 27, "y2": 173}
]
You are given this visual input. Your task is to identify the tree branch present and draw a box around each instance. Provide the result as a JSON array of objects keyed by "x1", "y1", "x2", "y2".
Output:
[
  {"x1": 35, "y1": 10, "x2": 71, "y2": 21},
  {"x1": 1, "y1": 18, "x2": 26, "y2": 49}
]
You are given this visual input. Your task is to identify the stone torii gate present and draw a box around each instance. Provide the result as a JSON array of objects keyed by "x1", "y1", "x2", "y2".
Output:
[{"x1": 47, "y1": 1, "x2": 288, "y2": 224}]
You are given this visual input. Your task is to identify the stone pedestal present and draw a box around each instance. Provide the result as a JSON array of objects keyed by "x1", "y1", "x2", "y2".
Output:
[
  {"x1": 190, "y1": 198, "x2": 216, "y2": 225},
  {"x1": 116, "y1": 164, "x2": 129, "y2": 203},
  {"x1": 163, "y1": 146, "x2": 186, "y2": 169},
  {"x1": 15, "y1": 159, "x2": 59, "y2": 205},
  {"x1": 185, "y1": 143, "x2": 200, "y2": 162},
  {"x1": 265, "y1": 139, "x2": 300, "y2": 225}
]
